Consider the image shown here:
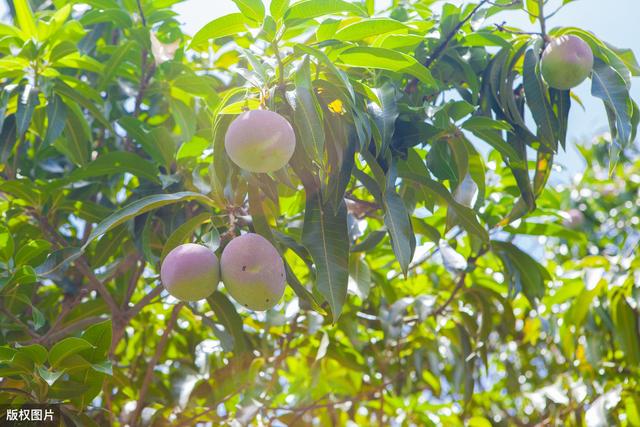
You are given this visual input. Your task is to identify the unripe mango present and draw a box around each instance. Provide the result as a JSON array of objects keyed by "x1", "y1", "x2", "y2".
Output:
[
  {"x1": 541, "y1": 35, "x2": 594, "y2": 90},
  {"x1": 563, "y1": 208, "x2": 585, "y2": 229},
  {"x1": 224, "y1": 109, "x2": 296, "y2": 173},
  {"x1": 160, "y1": 243, "x2": 219, "y2": 301},
  {"x1": 220, "y1": 233, "x2": 286, "y2": 311}
]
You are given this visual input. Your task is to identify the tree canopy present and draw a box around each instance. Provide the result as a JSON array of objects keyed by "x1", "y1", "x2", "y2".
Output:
[{"x1": 0, "y1": 0, "x2": 639, "y2": 425}]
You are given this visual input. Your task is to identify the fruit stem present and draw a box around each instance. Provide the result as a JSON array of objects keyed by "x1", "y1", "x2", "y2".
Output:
[{"x1": 537, "y1": 0, "x2": 547, "y2": 38}]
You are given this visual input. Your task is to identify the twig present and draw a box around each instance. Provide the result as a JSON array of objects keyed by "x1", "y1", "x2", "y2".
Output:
[
  {"x1": 406, "y1": 0, "x2": 491, "y2": 93},
  {"x1": 494, "y1": 22, "x2": 543, "y2": 37},
  {"x1": 430, "y1": 271, "x2": 468, "y2": 318},
  {"x1": 0, "y1": 305, "x2": 40, "y2": 339},
  {"x1": 135, "y1": 0, "x2": 146, "y2": 26},
  {"x1": 32, "y1": 211, "x2": 120, "y2": 315},
  {"x1": 123, "y1": 259, "x2": 145, "y2": 308},
  {"x1": 130, "y1": 303, "x2": 183, "y2": 427},
  {"x1": 40, "y1": 316, "x2": 107, "y2": 345},
  {"x1": 30, "y1": 291, "x2": 88, "y2": 345},
  {"x1": 128, "y1": 284, "x2": 164, "y2": 318},
  {"x1": 537, "y1": 0, "x2": 546, "y2": 37},
  {"x1": 271, "y1": 40, "x2": 286, "y2": 92}
]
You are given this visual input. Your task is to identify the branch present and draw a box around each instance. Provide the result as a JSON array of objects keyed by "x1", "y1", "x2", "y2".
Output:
[
  {"x1": 494, "y1": 21, "x2": 543, "y2": 37},
  {"x1": 40, "y1": 316, "x2": 107, "y2": 345},
  {"x1": 537, "y1": 0, "x2": 547, "y2": 37},
  {"x1": 427, "y1": 0, "x2": 490, "y2": 68},
  {"x1": 32, "y1": 210, "x2": 120, "y2": 315},
  {"x1": 430, "y1": 271, "x2": 468, "y2": 318},
  {"x1": 406, "y1": 0, "x2": 490, "y2": 93},
  {"x1": 123, "y1": 259, "x2": 145, "y2": 309},
  {"x1": 0, "y1": 305, "x2": 40, "y2": 339},
  {"x1": 127, "y1": 284, "x2": 164, "y2": 318},
  {"x1": 130, "y1": 303, "x2": 183, "y2": 427}
]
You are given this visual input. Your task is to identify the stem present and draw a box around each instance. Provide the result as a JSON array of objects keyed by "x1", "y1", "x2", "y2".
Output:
[
  {"x1": 405, "y1": 0, "x2": 490, "y2": 93},
  {"x1": 33, "y1": 211, "x2": 120, "y2": 315},
  {"x1": 271, "y1": 40, "x2": 286, "y2": 95},
  {"x1": 537, "y1": 0, "x2": 547, "y2": 37},
  {"x1": 0, "y1": 305, "x2": 40, "y2": 339},
  {"x1": 136, "y1": 0, "x2": 147, "y2": 27},
  {"x1": 127, "y1": 284, "x2": 164, "y2": 318},
  {"x1": 41, "y1": 316, "x2": 107, "y2": 345},
  {"x1": 130, "y1": 303, "x2": 183, "y2": 426}
]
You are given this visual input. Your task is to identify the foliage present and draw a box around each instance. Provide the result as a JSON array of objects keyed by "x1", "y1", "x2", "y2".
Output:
[{"x1": 0, "y1": 0, "x2": 638, "y2": 425}]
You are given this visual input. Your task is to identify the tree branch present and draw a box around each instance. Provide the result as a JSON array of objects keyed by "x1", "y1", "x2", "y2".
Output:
[
  {"x1": 0, "y1": 305, "x2": 40, "y2": 339},
  {"x1": 32, "y1": 210, "x2": 120, "y2": 315},
  {"x1": 127, "y1": 284, "x2": 164, "y2": 318},
  {"x1": 40, "y1": 316, "x2": 107, "y2": 345},
  {"x1": 130, "y1": 303, "x2": 183, "y2": 426},
  {"x1": 406, "y1": 0, "x2": 490, "y2": 93}
]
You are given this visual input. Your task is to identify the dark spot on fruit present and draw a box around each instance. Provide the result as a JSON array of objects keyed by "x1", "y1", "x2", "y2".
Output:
[
  {"x1": 244, "y1": 304, "x2": 248, "y2": 307},
  {"x1": 242, "y1": 266, "x2": 246, "y2": 271},
  {"x1": 266, "y1": 298, "x2": 270, "y2": 302}
]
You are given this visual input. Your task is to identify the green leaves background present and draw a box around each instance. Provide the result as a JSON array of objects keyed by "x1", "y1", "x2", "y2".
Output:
[{"x1": 0, "y1": 0, "x2": 638, "y2": 425}]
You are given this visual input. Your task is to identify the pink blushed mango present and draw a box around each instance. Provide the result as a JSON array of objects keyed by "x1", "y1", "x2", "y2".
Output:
[
  {"x1": 541, "y1": 35, "x2": 594, "y2": 90},
  {"x1": 220, "y1": 233, "x2": 285, "y2": 311},
  {"x1": 224, "y1": 109, "x2": 296, "y2": 173},
  {"x1": 160, "y1": 243, "x2": 219, "y2": 301}
]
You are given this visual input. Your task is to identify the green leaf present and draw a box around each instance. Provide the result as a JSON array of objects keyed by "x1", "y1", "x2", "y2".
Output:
[
  {"x1": 550, "y1": 88, "x2": 571, "y2": 149},
  {"x1": 16, "y1": 85, "x2": 38, "y2": 137},
  {"x1": 14, "y1": 239, "x2": 51, "y2": 266},
  {"x1": 591, "y1": 58, "x2": 634, "y2": 155},
  {"x1": 54, "y1": 81, "x2": 111, "y2": 130},
  {"x1": 49, "y1": 337, "x2": 94, "y2": 369},
  {"x1": 524, "y1": 0, "x2": 539, "y2": 23},
  {"x1": 191, "y1": 13, "x2": 247, "y2": 49},
  {"x1": 170, "y1": 98, "x2": 196, "y2": 142},
  {"x1": 302, "y1": 192, "x2": 349, "y2": 320},
  {"x1": 44, "y1": 95, "x2": 67, "y2": 146},
  {"x1": 38, "y1": 366, "x2": 65, "y2": 386},
  {"x1": 160, "y1": 212, "x2": 211, "y2": 262},
  {"x1": 14, "y1": 0, "x2": 37, "y2": 36},
  {"x1": 56, "y1": 102, "x2": 90, "y2": 166},
  {"x1": 491, "y1": 240, "x2": 550, "y2": 305},
  {"x1": 231, "y1": 0, "x2": 265, "y2": 24},
  {"x1": 0, "y1": 224, "x2": 15, "y2": 262},
  {"x1": 285, "y1": 0, "x2": 366, "y2": 21},
  {"x1": 0, "y1": 88, "x2": 11, "y2": 135},
  {"x1": 383, "y1": 187, "x2": 416, "y2": 277},
  {"x1": 207, "y1": 292, "x2": 251, "y2": 353},
  {"x1": 80, "y1": 8, "x2": 133, "y2": 28},
  {"x1": 523, "y1": 47, "x2": 557, "y2": 152},
  {"x1": 400, "y1": 172, "x2": 489, "y2": 242},
  {"x1": 270, "y1": 0, "x2": 289, "y2": 20},
  {"x1": 293, "y1": 56, "x2": 325, "y2": 161},
  {"x1": 348, "y1": 254, "x2": 371, "y2": 299},
  {"x1": 334, "y1": 18, "x2": 409, "y2": 41},
  {"x1": 69, "y1": 151, "x2": 160, "y2": 183},
  {"x1": 339, "y1": 47, "x2": 436, "y2": 87},
  {"x1": 99, "y1": 41, "x2": 135, "y2": 91},
  {"x1": 611, "y1": 291, "x2": 640, "y2": 367},
  {"x1": 36, "y1": 247, "x2": 82, "y2": 279},
  {"x1": 294, "y1": 43, "x2": 355, "y2": 102},
  {"x1": 17, "y1": 344, "x2": 48, "y2": 365},
  {"x1": 80, "y1": 320, "x2": 112, "y2": 363},
  {"x1": 82, "y1": 192, "x2": 215, "y2": 250},
  {"x1": 118, "y1": 117, "x2": 172, "y2": 167},
  {"x1": 369, "y1": 82, "x2": 398, "y2": 154}
]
